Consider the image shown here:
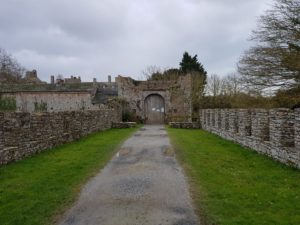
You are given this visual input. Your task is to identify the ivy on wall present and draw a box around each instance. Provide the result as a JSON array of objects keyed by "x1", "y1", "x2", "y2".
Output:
[
  {"x1": 0, "y1": 97, "x2": 16, "y2": 111},
  {"x1": 34, "y1": 101, "x2": 47, "y2": 112}
]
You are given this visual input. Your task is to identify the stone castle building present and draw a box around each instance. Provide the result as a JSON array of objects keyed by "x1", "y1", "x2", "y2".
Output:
[
  {"x1": 116, "y1": 75, "x2": 192, "y2": 124},
  {"x1": 0, "y1": 70, "x2": 193, "y2": 123}
]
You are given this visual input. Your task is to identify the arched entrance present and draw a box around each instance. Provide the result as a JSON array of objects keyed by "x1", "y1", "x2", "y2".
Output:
[{"x1": 144, "y1": 94, "x2": 165, "y2": 124}]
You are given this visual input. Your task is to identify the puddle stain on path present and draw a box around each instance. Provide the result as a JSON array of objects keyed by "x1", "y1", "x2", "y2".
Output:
[{"x1": 58, "y1": 125, "x2": 199, "y2": 225}]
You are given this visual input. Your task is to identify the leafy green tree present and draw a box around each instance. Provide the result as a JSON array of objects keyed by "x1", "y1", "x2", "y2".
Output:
[
  {"x1": 144, "y1": 66, "x2": 182, "y2": 81},
  {"x1": 162, "y1": 68, "x2": 182, "y2": 80}
]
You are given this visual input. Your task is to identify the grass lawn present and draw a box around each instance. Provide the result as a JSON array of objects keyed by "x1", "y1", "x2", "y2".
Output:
[
  {"x1": 0, "y1": 127, "x2": 138, "y2": 225},
  {"x1": 167, "y1": 128, "x2": 300, "y2": 225}
]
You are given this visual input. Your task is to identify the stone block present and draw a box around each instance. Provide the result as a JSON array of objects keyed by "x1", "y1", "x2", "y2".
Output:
[
  {"x1": 251, "y1": 109, "x2": 270, "y2": 141},
  {"x1": 270, "y1": 108, "x2": 294, "y2": 147}
]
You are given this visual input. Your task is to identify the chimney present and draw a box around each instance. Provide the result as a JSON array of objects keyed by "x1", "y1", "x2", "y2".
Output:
[{"x1": 50, "y1": 75, "x2": 55, "y2": 84}]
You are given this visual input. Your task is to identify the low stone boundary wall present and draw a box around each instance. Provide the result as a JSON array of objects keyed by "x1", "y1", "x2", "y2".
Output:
[
  {"x1": 200, "y1": 108, "x2": 300, "y2": 168},
  {"x1": 0, "y1": 109, "x2": 121, "y2": 165},
  {"x1": 112, "y1": 122, "x2": 137, "y2": 128},
  {"x1": 169, "y1": 122, "x2": 201, "y2": 129}
]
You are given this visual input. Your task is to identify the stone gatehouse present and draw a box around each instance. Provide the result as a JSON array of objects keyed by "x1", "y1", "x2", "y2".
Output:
[{"x1": 116, "y1": 75, "x2": 192, "y2": 124}]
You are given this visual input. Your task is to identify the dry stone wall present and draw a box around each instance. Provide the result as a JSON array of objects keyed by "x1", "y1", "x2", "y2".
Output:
[
  {"x1": 0, "y1": 109, "x2": 121, "y2": 165},
  {"x1": 200, "y1": 108, "x2": 300, "y2": 168}
]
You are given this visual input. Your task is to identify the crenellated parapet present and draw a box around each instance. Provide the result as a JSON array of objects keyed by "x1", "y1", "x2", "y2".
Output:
[{"x1": 200, "y1": 108, "x2": 300, "y2": 168}]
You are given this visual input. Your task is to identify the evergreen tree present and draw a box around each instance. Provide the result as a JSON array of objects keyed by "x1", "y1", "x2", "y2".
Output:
[
  {"x1": 179, "y1": 51, "x2": 207, "y2": 76},
  {"x1": 179, "y1": 51, "x2": 208, "y2": 115}
]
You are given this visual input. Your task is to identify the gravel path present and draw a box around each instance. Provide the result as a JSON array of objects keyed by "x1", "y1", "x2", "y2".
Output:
[{"x1": 58, "y1": 125, "x2": 199, "y2": 225}]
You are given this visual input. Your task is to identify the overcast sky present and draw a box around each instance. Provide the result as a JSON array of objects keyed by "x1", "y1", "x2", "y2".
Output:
[{"x1": 0, "y1": 0, "x2": 273, "y2": 82}]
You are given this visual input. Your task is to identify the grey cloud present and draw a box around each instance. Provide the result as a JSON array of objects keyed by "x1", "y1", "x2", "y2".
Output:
[{"x1": 0, "y1": 0, "x2": 274, "y2": 81}]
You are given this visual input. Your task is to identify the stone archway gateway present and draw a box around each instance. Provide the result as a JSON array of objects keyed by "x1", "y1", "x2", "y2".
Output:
[{"x1": 144, "y1": 94, "x2": 165, "y2": 124}]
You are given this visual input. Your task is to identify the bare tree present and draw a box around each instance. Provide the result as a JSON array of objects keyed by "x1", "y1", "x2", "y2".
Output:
[
  {"x1": 0, "y1": 48, "x2": 25, "y2": 83},
  {"x1": 206, "y1": 73, "x2": 245, "y2": 96},
  {"x1": 142, "y1": 65, "x2": 163, "y2": 80},
  {"x1": 238, "y1": 0, "x2": 300, "y2": 89},
  {"x1": 222, "y1": 72, "x2": 244, "y2": 96},
  {"x1": 205, "y1": 74, "x2": 223, "y2": 96}
]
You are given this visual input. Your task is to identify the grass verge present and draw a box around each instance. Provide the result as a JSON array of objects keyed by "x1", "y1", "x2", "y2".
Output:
[
  {"x1": 0, "y1": 127, "x2": 138, "y2": 225},
  {"x1": 167, "y1": 128, "x2": 300, "y2": 225}
]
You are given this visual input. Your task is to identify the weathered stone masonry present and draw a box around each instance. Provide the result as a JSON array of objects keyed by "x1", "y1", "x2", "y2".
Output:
[
  {"x1": 200, "y1": 108, "x2": 300, "y2": 168},
  {"x1": 0, "y1": 109, "x2": 121, "y2": 165},
  {"x1": 116, "y1": 75, "x2": 192, "y2": 123}
]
